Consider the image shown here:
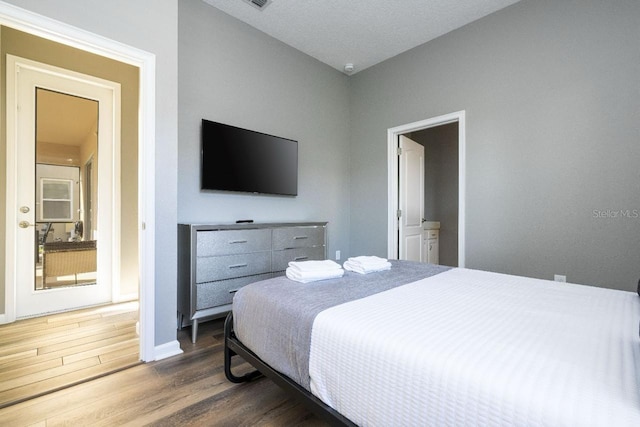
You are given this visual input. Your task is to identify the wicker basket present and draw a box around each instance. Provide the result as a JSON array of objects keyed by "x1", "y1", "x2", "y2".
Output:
[{"x1": 43, "y1": 240, "x2": 97, "y2": 280}]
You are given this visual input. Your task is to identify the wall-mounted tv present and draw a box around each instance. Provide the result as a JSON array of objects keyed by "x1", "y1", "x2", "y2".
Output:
[{"x1": 201, "y1": 119, "x2": 298, "y2": 196}]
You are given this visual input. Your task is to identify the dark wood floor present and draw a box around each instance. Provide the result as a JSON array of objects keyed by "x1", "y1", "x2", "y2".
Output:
[
  {"x1": 0, "y1": 301, "x2": 140, "y2": 409},
  {"x1": 0, "y1": 316, "x2": 328, "y2": 426}
]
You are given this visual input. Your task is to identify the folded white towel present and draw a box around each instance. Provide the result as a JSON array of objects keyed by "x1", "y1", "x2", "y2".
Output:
[
  {"x1": 286, "y1": 266, "x2": 344, "y2": 283},
  {"x1": 288, "y1": 259, "x2": 342, "y2": 272},
  {"x1": 346, "y1": 255, "x2": 389, "y2": 267},
  {"x1": 344, "y1": 259, "x2": 391, "y2": 274}
]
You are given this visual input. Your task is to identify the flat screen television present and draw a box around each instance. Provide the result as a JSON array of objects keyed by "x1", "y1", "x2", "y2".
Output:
[{"x1": 201, "y1": 119, "x2": 298, "y2": 196}]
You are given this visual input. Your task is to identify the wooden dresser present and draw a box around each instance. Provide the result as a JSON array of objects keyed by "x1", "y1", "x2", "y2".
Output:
[{"x1": 178, "y1": 222, "x2": 327, "y2": 342}]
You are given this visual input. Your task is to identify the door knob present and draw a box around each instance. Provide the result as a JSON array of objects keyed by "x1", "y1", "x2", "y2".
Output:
[
  {"x1": 18, "y1": 221, "x2": 35, "y2": 228},
  {"x1": 20, "y1": 206, "x2": 30, "y2": 213}
]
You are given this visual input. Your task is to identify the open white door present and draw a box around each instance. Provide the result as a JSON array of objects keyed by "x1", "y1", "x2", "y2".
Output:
[
  {"x1": 6, "y1": 55, "x2": 120, "y2": 318},
  {"x1": 398, "y1": 135, "x2": 424, "y2": 261}
]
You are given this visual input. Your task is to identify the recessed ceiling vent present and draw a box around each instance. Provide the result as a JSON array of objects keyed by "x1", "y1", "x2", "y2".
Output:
[{"x1": 243, "y1": 0, "x2": 272, "y2": 11}]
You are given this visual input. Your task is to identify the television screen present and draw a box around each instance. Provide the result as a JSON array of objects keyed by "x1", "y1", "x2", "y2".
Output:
[{"x1": 201, "y1": 119, "x2": 298, "y2": 196}]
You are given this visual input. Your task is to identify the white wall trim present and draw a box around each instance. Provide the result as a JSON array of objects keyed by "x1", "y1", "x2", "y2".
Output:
[
  {"x1": 387, "y1": 111, "x2": 466, "y2": 267},
  {"x1": 4, "y1": 34, "x2": 18, "y2": 324},
  {"x1": 114, "y1": 292, "x2": 139, "y2": 303},
  {"x1": 0, "y1": 1, "x2": 157, "y2": 361},
  {"x1": 154, "y1": 340, "x2": 183, "y2": 361}
]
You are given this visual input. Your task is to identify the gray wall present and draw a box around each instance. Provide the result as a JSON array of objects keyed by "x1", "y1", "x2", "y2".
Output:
[
  {"x1": 2, "y1": 0, "x2": 179, "y2": 345},
  {"x1": 410, "y1": 123, "x2": 459, "y2": 267},
  {"x1": 178, "y1": 1, "x2": 351, "y2": 260},
  {"x1": 349, "y1": 0, "x2": 640, "y2": 291}
]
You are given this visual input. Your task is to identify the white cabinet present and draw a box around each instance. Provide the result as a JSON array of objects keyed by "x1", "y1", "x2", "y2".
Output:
[
  {"x1": 178, "y1": 222, "x2": 327, "y2": 342},
  {"x1": 422, "y1": 222, "x2": 440, "y2": 265},
  {"x1": 425, "y1": 230, "x2": 439, "y2": 264}
]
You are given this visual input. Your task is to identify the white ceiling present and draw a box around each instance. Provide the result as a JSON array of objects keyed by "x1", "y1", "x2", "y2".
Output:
[{"x1": 202, "y1": 0, "x2": 521, "y2": 74}]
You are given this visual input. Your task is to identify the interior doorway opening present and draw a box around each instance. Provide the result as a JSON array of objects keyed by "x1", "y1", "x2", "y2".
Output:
[
  {"x1": 7, "y1": 54, "x2": 119, "y2": 319},
  {"x1": 402, "y1": 122, "x2": 459, "y2": 266},
  {"x1": 387, "y1": 111, "x2": 466, "y2": 267},
  {"x1": 0, "y1": 2, "x2": 158, "y2": 362}
]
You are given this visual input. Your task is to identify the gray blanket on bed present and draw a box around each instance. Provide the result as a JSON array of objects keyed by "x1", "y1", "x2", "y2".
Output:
[{"x1": 233, "y1": 260, "x2": 450, "y2": 390}]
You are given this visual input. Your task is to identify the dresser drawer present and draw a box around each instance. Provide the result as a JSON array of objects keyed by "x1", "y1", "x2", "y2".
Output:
[
  {"x1": 196, "y1": 272, "x2": 273, "y2": 310},
  {"x1": 272, "y1": 246, "x2": 326, "y2": 272},
  {"x1": 425, "y1": 230, "x2": 439, "y2": 239},
  {"x1": 272, "y1": 226, "x2": 325, "y2": 250},
  {"x1": 197, "y1": 228, "x2": 271, "y2": 257},
  {"x1": 196, "y1": 252, "x2": 271, "y2": 283}
]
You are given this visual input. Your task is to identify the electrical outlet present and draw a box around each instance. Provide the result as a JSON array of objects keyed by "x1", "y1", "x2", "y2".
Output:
[
  {"x1": 554, "y1": 274, "x2": 566, "y2": 282},
  {"x1": 335, "y1": 250, "x2": 341, "y2": 261}
]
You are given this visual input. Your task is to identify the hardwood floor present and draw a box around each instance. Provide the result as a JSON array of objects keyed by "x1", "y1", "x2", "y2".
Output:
[
  {"x1": 0, "y1": 317, "x2": 328, "y2": 426},
  {"x1": 0, "y1": 301, "x2": 140, "y2": 409}
]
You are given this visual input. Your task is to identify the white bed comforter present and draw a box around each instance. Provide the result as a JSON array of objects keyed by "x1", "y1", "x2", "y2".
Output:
[{"x1": 309, "y1": 268, "x2": 640, "y2": 426}]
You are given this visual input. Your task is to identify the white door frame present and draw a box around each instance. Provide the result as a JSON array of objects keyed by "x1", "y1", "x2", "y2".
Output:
[
  {"x1": 387, "y1": 111, "x2": 466, "y2": 267},
  {"x1": 0, "y1": 2, "x2": 157, "y2": 361}
]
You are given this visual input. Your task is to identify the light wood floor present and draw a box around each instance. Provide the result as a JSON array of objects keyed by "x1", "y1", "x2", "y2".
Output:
[
  {"x1": 0, "y1": 301, "x2": 140, "y2": 409},
  {"x1": 0, "y1": 317, "x2": 328, "y2": 426}
]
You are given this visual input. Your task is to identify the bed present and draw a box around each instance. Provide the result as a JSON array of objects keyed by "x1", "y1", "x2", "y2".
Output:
[{"x1": 224, "y1": 260, "x2": 640, "y2": 426}]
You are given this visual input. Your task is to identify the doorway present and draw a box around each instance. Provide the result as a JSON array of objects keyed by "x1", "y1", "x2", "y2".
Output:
[
  {"x1": 387, "y1": 111, "x2": 466, "y2": 267},
  {"x1": 8, "y1": 55, "x2": 118, "y2": 318},
  {"x1": 405, "y1": 123, "x2": 459, "y2": 266},
  {"x1": 0, "y1": 5, "x2": 157, "y2": 361}
]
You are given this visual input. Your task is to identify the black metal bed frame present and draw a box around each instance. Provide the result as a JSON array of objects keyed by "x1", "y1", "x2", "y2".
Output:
[{"x1": 223, "y1": 312, "x2": 357, "y2": 427}]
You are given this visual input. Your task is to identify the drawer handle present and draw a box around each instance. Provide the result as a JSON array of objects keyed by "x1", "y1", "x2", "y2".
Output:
[
  {"x1": 293, "y1": 236, "x2": 308, "y2": 240},
  {"x1": 229, "y1": 289, "x2": 238, "y2": 294},
  {"x1": 294, "y1": 256, "x2": 309, "y2": 261},
  {"x1": 229, "y1": 239, "x2": 248, "y2": 244},
  {"x1": 228, "y1": 263, "x2": 248, "y2": 269}
]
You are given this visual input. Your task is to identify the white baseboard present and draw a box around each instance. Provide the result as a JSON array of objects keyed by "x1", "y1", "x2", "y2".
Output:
[
  {"x1": 154, "y1": 340, "x2": 183, "y2": 361},
  {"x1": 0, "y1": 314, "x2": 6, "y2": 325},
  {"x1": 113, "y1": 293, "x2": 139, "y2": 303}
]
